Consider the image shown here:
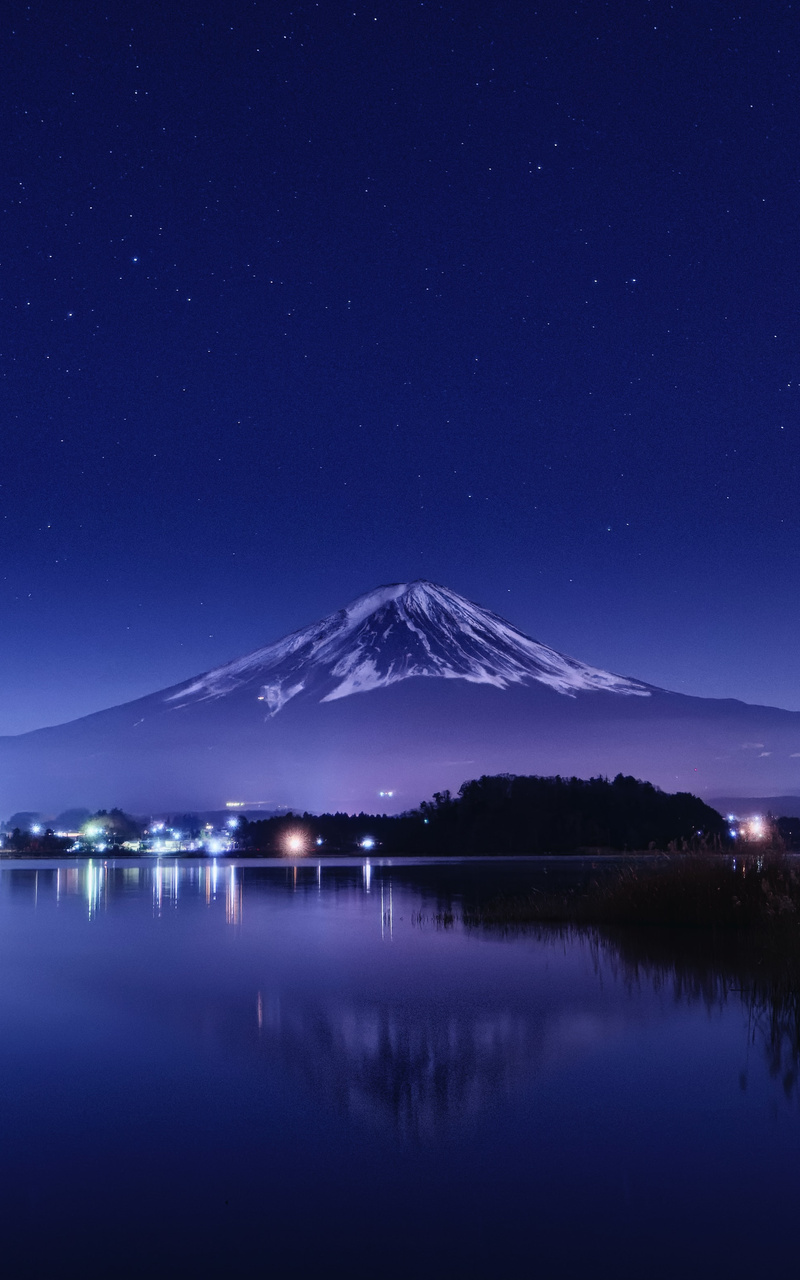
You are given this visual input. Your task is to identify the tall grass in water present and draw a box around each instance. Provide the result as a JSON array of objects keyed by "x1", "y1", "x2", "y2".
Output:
[
  {"x1": 464, "y1": 853, "x2": 800, "y2": 929},
  {"x1": 455, "y1": 855, "x2": 800, "y2": 1098}
]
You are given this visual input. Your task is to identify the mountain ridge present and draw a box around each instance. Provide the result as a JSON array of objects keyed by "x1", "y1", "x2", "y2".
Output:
[
  {"x1": 3, "y1": 579, "x2": 800, "y2": 813},
  {"x1": 165, "y1": 579, "x2": 653, "y2": 712}
]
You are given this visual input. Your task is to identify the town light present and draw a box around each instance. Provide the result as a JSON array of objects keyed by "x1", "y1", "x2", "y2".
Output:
[{"x1": 285, "y1": 832, "x2": 306, "y2": 855}]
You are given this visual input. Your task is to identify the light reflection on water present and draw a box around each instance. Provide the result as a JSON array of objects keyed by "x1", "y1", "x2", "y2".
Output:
[{"x1": 0, "y1": 857, "x2": 798, "y2": 1278}]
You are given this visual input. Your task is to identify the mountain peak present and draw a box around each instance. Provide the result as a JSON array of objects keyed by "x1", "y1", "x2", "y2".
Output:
[
  {"x1": 11, "y1": 579, "x2": 800, "y2": 816},
  {"x1": 340, "y1": 579, "x2": 459, "y2": 620},
  {"x1": 167, "y1": 581, "x2": 651, "y2": 713}
]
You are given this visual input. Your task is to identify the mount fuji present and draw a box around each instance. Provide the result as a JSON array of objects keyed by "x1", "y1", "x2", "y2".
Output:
[{"x1": 3, "y1": 580, "x2": 800, "y2": 814}]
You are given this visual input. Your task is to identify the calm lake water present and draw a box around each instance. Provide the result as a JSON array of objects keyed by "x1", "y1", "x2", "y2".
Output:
[{"x1": 0, "y1": 856, "x2": 797, "y2": 1279}]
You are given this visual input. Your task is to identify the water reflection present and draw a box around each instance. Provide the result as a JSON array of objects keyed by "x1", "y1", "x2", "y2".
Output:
[
  {"x1": 0, "y1": 858, "x2": 409, "y2": 919},
  {"x1": 226, "y1": 864, "x2": 241, "y2": 926},
  {"x1": 254, "y1": 990, "x2": 547, "y2": 1135},
  {"x1": 250, "y1": 928, "x2": 800, "y2": 1132},
  {"x1": 1, "y1": 859, "x2": 799, "y2": 1138},
  {"x1": 4, "y1": 859, "x2": 244, "y2": 919},
  {"x1": 580, "y1": 924, "x2": 800, "y2": 1101}
]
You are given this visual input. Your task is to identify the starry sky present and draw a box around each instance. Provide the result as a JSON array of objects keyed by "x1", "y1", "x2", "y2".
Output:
[{"x1": 3, "y1": 0, "x2": 800, "y2": 734}]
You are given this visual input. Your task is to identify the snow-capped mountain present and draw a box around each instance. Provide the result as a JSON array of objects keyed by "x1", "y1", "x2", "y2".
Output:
[
  {"x1": 168, "y1": 581, "x2": 651, "y2": 711},
  {"x1": 3, "y1": 579, "x2": 800, "y2": 814}
]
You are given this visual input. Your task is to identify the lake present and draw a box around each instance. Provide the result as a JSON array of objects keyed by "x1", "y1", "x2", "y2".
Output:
[{"x1": 0, "y1": 856, "x2": 797, "y2": 1279}]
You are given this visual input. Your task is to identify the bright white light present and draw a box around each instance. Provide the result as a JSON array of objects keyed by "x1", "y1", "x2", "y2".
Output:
[
  {"x1": 360, "y1": 837, "x2": 375, "y2": 850},
  {"x1": 31, "y1": 824, "x2": 42, "y2": 834},
  {"x1": 315, "y1": 837, "x2": 323, "y2": 846},
  {"x1": 286, "y1": 832, "x2": 306, "y2": 855},
  {"x1": 227, "y1": 818, "x2": 239, "y2": 828}
]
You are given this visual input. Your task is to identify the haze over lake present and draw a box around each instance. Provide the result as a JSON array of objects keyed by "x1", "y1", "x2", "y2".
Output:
[{"x1": 0, "y1": 856, "x2": 797, "y2": 1279}]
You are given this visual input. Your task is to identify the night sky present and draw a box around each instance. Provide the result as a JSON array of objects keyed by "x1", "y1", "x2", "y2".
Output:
[{"x1": 3, "y1": 0, "x2": 800, "y2": 734}]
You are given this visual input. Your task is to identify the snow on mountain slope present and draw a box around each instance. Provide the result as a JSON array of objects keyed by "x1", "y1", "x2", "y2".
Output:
[{"x1": 166, "y1": 580, "x2": 651, "y2": 714}]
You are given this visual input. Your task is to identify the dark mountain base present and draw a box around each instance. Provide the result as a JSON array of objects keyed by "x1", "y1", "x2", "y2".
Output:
[{"x1": 2, "y1": 674, "x2": 800, "y2": 814}]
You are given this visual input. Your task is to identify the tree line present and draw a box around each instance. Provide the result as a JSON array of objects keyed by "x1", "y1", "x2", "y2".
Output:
[
  {"x1": 239, "y1": 773, "x2": 727, "y2": 856},
  {"x1": 0, "y1": 775, "x2": 729, "y2": 856}
]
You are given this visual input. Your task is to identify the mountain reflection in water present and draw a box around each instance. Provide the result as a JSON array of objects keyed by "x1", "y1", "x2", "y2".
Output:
[
  {"x1": 2, "y1": 859, "x2": 799, "y2": 1133},
  {"x1": 256, "y1": 922, "x2": 800, "y2": 1131},
  {"x1": 2, "y1": 857, "x2": 800, "y2": 1279},
  {"x1": 256, "y1": 992, "x2": 558, "y2": 1135}
]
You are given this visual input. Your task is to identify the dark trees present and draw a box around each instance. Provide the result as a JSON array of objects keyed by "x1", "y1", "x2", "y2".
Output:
[{"x1": 240, "y1": 774, "x2": 726, "y2": 856}]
